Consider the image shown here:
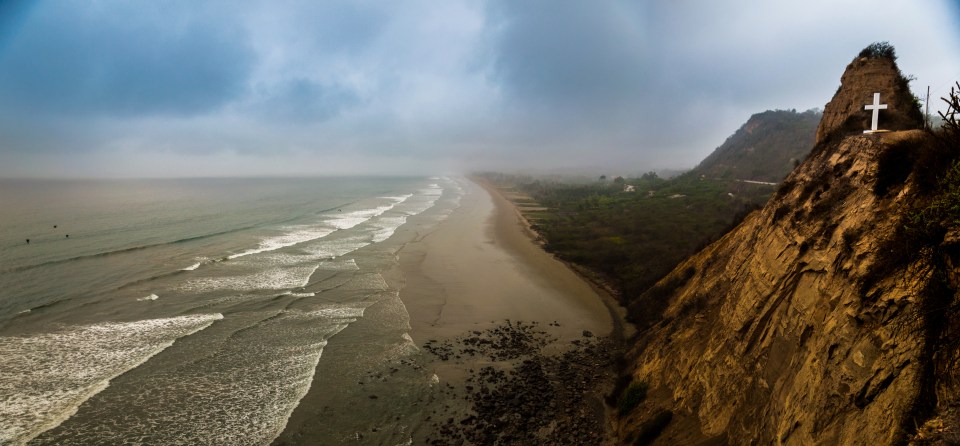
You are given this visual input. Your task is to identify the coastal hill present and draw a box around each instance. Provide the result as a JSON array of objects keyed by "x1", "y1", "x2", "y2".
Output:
[
  {"x1": 691, "y1": 109, "x2": 821, "y2": 183},
  {"x1": 616, "y1": 46, "x2": 960, "y2": 444},
  {"x1": 481, "y1": 108, "x2": 820, "y2": 330}
]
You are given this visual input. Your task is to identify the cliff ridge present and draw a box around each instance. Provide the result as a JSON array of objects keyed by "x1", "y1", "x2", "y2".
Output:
[{"x1": 617, "y1": 47, "x2": 957, "y2": 445}]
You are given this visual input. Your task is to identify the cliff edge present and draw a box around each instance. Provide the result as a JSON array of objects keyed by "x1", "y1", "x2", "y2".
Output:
[
  {"x1": 815, "y1": 44, "x2": 924, "y2": 146},
  {"x1": 617, "y1": 48, "x2": 958, "y2": 445}
]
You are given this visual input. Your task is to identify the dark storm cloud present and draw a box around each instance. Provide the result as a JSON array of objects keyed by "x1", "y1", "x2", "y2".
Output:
[
  {"x1": 487, "y1": 1, "x2": 648, "y2": 111},
  {"x1": 477, "y1": 0, "x2": 960, "y2": 169},
  {"x1": 0, "y1": 1, "x2": 958, "y2": 178},
  {"x1": 0, "y1": 2, "x2": 255, "y2": 117}
]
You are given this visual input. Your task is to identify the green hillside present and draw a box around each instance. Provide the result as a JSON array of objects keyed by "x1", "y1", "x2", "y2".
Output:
[
  {"x1": 692, "y1": 109, "x2": 820, "y2": 183},
  {"x1": 480, "y1": 110, "x2": 822, "y2": 327}
]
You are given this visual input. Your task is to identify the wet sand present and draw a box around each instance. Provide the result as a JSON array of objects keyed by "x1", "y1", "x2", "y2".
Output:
[
  {"x1": 275, "y1": 177, "x2": 624, "y2": 445},
  {"x1": 399, "y1": 178, "x2": 626, "y2": 444},
  {"x1": 400, "y1": 177, "x2": 614, "y2": 348}
]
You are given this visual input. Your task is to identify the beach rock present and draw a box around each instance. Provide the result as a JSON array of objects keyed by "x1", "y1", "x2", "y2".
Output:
[{"x1": 423, "y1": 320, "x2": 619, "y2": 445}]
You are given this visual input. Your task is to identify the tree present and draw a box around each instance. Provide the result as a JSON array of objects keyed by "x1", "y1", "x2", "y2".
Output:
[{"x1": 599, "y1": 175, "x2": 607, "y2": 182}]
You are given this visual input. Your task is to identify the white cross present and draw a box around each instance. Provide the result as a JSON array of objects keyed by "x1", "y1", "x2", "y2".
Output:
[{"x1": 863, "y1": 92, "x2": 888, "y2": 133}]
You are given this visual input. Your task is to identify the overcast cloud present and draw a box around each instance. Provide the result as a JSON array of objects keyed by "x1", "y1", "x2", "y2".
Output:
[{"x1": 0, "y1": 0, "x2": 958, "y2": 178}]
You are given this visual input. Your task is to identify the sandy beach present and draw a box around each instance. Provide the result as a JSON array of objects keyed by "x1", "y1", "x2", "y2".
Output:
[
  {"x1": 275, "y1": 177, "x2": 625, "y2": 445},
  {"x1": 399, "y1": 177, "x2": 625, "y2": 444},
  {"x1": 400, "y1": 177, "x2": 615, "y2": 347}
]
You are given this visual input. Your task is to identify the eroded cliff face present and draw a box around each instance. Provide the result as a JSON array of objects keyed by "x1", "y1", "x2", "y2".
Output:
[
  {"x1": 618, "y1": 55, "x2": 955, "y2": 445},
  {"x1": 815, "y1": 56, "x2": 923, "y2": 146}
]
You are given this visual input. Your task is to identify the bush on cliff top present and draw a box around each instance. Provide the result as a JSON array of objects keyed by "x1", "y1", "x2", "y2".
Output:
[{"x1": 858, "y1": 41, "x2": 897, "y2": 61}]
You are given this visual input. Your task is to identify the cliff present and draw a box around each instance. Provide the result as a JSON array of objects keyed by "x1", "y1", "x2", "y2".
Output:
[
  {"x1": 693, "y1": 109, "x2": 821, "y2": 183},
  {"x1": 617, "y1": 49, "x2": 959, "y2": 445},
  {"x1": 815, "y1": 46, "x2": 924, "y2": 146}
]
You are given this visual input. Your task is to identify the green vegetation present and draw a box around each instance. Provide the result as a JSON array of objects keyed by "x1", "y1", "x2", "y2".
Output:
[
  {"x1": 692, "y1": 109, "x2": 820, "y2": 183},
  {"x1": 871, "y1": 83, "x2": 960, "y2": 438},
  {"x1": 617, "y1": 380, "x2": 648, "y2": 415},
  {"x1": 481, "y1": 109, "x2": 817, "y2": 328},
  {"x1": 483, "y1": 171, "x2": 772, "y2": 327},
  {"x1": 908, "y1": 159, "x2": 960, "y2": 240},
  {"x1": 858, "y1": 41, "x2": 897, "y2": 60},
  {"x1": 881, "y1": 82, "x2": 960, "y2": 249},
  {"x1": 484, "y1": 110, "x2": 821, "y2": 329}
]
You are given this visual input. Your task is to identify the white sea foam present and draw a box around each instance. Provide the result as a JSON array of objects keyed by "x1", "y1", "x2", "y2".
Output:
[
  {"x1": 280, "y1": 292, "x2": 316, "y2": 298},
  {"x1": 285, "y1": 303, "x2": 369, "y2": 321},
  {"x1": 179, "y1": 263, "x2": 321, "y2": 293},
  {"x1": 402, "y1": 195, "x2": 440, "y2": 216},
  {"x1": 227, "y1": 226, "x2": 336, "y2": 260},
  {"x1": 136, "y1": 294, "x2": 159, "y2": 301},
  {"x1": 328, "y1": 206, "x2": 391, "y2": 230},
  {"x1": 420, "y1": 185, "x2": 443, "y2": 196},
  {"x1": 0, "y1": 314, "x2": 223, "y2": 446},
  {"x1": 327, "y1": 194, "x2": 412, "y2": 230},
  {"x1": 222, "y1": 195, "x2": 413, "y2": 263},
  {"x1": 318, "y1": 258, "x2": 360, "y2": 271},
  {"x1": 181, "y1": 262, "x2": 201, "y2": 271},
  {"x1": 371, "y1": 216, "x2": 408, "y2": 243},
  {"x1": 34, "y1": 302, "x2": 371, "y2": 445},
  {"x1": 382, "y1": 194, "x2": 413, "y2": 203},
  {"x1": 303, "y1": 236, "x2": 370, "y2": 260}
]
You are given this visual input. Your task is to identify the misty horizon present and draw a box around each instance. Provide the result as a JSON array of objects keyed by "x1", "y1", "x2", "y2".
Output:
[{"x1": 1, "y1": 1, "x2": 959, "y2": 179}]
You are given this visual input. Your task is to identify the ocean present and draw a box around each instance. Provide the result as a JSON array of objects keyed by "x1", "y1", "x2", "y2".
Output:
[{"x1": 0, "y1": 176, "x2": 464, "y2": 445}]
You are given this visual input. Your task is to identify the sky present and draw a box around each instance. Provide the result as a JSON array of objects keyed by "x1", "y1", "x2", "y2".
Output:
[{"x1": 0, "y1": 0, "x2": 958, "y2": 178}]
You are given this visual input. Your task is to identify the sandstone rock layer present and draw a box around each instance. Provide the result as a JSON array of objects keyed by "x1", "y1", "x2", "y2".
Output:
[{"x1": 619, "y1": 54, "x2": 951, "y2": 445}]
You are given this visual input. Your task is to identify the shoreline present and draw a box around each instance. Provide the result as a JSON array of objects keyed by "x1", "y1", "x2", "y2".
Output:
[
  {"x1": 398, "y1": 177, "x2": 629, "y2": 444},
  {"x1": 400, "y1": 176, "x2": 617, "y2": 346},
  {"x1": 469, "y1": 175, "x2": 633, "y2": 343},
  {"x1": 275, "y1": 176, "x2": 629, "y2": 444}
]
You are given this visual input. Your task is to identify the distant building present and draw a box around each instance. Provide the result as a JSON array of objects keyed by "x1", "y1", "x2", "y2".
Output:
[{"x1": 623, "y1": 185, "x2": 636, "y2": 192}]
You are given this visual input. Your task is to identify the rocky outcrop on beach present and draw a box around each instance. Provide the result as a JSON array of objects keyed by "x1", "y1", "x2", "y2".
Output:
[
  {"x1": 421, "y1": 321, "x2": 620, "y2": 446},
  {"x1": 617, "y1": 49, "x2": 959, "y2": 444}
]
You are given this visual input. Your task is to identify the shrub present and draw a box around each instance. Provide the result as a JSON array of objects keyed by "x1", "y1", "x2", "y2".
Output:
[
  {"x1": 858, "y1": 41, "x2": 897, "y2": 61},
  {"x1": 618, "y1": 380, "x2": 649, "y2": 415},
  {"x1": 907, "y1": 159, "x2": 960, "y2": 242}
]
